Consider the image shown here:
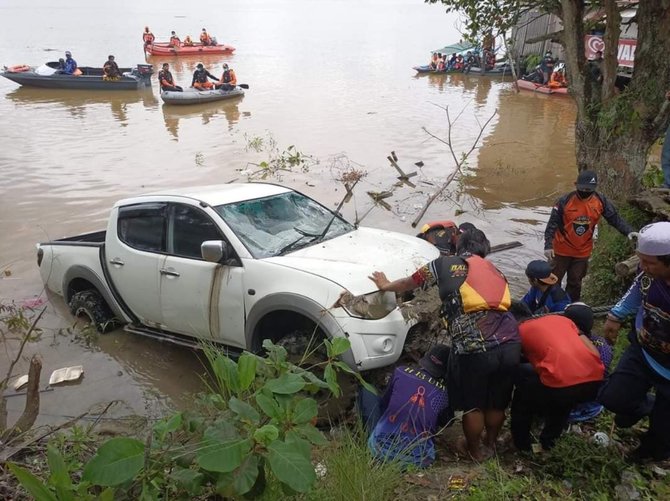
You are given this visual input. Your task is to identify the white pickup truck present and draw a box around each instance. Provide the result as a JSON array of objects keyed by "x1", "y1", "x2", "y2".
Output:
[{"x1": 37, "y1": 183, "x2": 438, "y2": 370}]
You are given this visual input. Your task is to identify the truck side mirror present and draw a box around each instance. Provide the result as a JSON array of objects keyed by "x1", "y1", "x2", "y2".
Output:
[{"x1": 201, "y1": 240, "x2": 229, "y2": 263}]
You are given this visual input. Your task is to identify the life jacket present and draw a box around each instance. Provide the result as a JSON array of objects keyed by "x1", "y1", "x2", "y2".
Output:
[
  {"x1": 222, "y1": 69, "x2": 236, "y2": 85},
  {"x1": 159, "y1": 70, "x2": 174, "y2": 86},
  {"x1": 143, "y1": 32, "x2": 155, "y2": 44},
  {"x1": 200, "y1": 32, "x2": 211, "y2": 45},
  {"x1": 520, "y1": 316, "x2": 604, "y2": 388},
  {"x1": 553, "y1": 192, "x2": 604, "y2": 257},
  {"x1": 169, "y1": 36, "x2": 181, "y2": 47},
  {"x1": 438, "y1": 255, "x2": 511, "y2": 313},
  {"x1": 183, "y1": 36, "x2": 194, "y2": 46},
  {"x1": 637, "y1": 273, "x2": 670, "y2": 356},
  {"x1": 550, "y1": 72, "x2": 567, "y2": 87}
]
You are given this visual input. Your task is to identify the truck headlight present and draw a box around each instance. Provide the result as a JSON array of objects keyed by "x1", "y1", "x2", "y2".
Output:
[{"x1": 337, "y1": 290, "x2": 397, "y2": 320}]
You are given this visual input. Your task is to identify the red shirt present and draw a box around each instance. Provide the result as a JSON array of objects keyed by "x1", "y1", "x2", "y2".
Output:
[{"x1": 519, "y1": 316, "x2": 604, "y2": 388}]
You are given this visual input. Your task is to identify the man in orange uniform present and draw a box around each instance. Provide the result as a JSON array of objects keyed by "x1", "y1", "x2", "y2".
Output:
[
  {"x1": 191, "y1": 63, "x2": 217, "y2": 90},
  {"x1": 142, "y1": 26, "x2": 155, "y2": 49},
  {"x1": 169, "y1": 31, "x2": 181, "y2": 48},
  {"x1": 200, "y1": 28, "x2": 213, "y2": 46},
  {"x1": 543, "y1": 170, "x2": 634, "y2": 301},
  {"x1": 369, "y1": 229, "x2": 520, "y2": 461},
  {"x1": 216, "y1": 63, "x2": 237, "y2": 90}
]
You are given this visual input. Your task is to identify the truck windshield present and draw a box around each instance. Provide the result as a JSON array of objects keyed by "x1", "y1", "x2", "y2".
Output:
[{"x1": 214, "y1": 191, "x2": 354, "y2": 258}]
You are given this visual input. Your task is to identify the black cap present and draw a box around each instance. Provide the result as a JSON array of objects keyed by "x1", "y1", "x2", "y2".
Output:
[
  {"x1": 458, "y1": 222, "x2": 477, "y2": 233},
  {"x1": 525, "y1": 260, "x2": 558, "y2": 285},
  {"x1": 419, "y1": 344, "x2": 451, "y2": 379},
  {"x1": 576, "y1": 170, "x2": 598, "y2": 191},
  {"x1": 563, "y1": 303, "x2": 594, "y2": 335}
]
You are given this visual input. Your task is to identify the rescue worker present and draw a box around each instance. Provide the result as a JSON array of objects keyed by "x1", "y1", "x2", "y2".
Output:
[
  {"x1": 183, "y1": 35, "x2": 194, "y2": 47},
  {"x1": 216, "y1": 63, "x2": 237, "y2": 90},
  {"x1": 430, "y1": 52, "x2": 440, "y2": 70},
  {"x1": 521, "y1": 260, "x2": 570, "y2": 314},
  {"x1": 102, "y1": 55, "x2": 121, "y2": 80},
  {"x1": 61, "y1": 51, "x2": 78, "y2": 75},
  {"x1": 142, "y1": 26, "x2": 155, "y2": 48},
  {"x1": 169, "y1": 31, "x2": 181, "y2": 48},
  {"x1": 416, "y1": 220, "x2": 460, "y2": 256},
  {"x1": 509, "y1": 302, "x2": 605, "y2": 451},
  {"x1": 368, "y1": 229, "x2": 520, "y2": 461},
  {"x1": 543, "y1": 169, "x2": 634, "y2": 301},
  {"x1": 158, "y1": 63, "x2": 182, "y2": 92},
  {"x1": 363, "y1": 344, "x2": 451, "y2": 468},
  {"x1": 200, "y1": 28, "x2": 213, "y2": 46},
  {"x1": 599, "y1": 222, "x2": 670, "y2": 462},
  {"x1": 549, "y1": 63, "x2": 568, "y2": 88},
  {"x1": 191, "y1": 62, "x2": 217, "y2": 90},
  {"x1": 540, "y1": 50, "x2": 556, "y2": 84}
]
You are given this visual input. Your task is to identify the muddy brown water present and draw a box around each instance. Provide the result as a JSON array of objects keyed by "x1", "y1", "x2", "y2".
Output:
[{"x1": 0, "y1": 0, "x2": 577, "y2": 427}]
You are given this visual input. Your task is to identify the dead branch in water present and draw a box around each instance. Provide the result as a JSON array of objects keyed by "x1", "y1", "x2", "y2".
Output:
[
  {"x1": 411, "y1": 105, "x2": 497, "y2": 228},
  {"x1": 2, "y1": 355, "x2": 42, "y2": 442}
]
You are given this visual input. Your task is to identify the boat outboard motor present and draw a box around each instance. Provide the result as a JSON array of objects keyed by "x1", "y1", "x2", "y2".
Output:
[{"x1": 131, "y1": 64, "x2": 154, "y2": 86}]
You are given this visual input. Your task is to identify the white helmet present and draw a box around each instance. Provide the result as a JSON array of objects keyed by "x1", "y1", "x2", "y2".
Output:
[{"x1": 555, "y1": 62, "x2": 566, "y2": 73}]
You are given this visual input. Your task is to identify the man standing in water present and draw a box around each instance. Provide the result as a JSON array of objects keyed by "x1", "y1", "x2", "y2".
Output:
[
  {"x1": 543, "y1": 169, "x2": 634, "y2": 301},
  {"x1": 599, "y1": 222, "x2": 670, "y2": 462}
]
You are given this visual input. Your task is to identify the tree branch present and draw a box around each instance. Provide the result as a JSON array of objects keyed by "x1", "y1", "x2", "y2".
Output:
[
  {"x1": 1, "y1": 306, "x2": 46, "y2": 393},
  {"x1": 411, "y1": 106, "x2": 497, "y2": 227}
]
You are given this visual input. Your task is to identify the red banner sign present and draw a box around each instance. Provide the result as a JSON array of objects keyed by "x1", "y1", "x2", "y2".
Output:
[{"x1": 585, "y1": 35, "x2": 636, "y2": 68}]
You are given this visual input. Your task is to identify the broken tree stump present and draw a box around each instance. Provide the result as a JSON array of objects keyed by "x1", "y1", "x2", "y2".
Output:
[
  {"x1": 2, "y1": 355, "x2": 42, "y2": 441},
  {"x1": 615, "y1": 255, "x2": 639, "y2": 278}
]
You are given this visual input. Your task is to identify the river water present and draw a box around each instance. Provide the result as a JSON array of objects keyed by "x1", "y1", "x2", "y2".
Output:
[{"x1": 0, "y1": 0, "x2": 577, "y2": 426}]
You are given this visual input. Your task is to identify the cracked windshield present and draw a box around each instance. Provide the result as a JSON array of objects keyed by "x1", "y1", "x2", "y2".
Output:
[{"x1": 1, "y1": 0, "x2": 669, "y2": 498}]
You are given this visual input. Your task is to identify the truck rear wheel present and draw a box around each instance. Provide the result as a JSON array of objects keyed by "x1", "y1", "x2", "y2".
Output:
[{"x1": 69, "y1": 290, "x2": 116, "y2": 333}]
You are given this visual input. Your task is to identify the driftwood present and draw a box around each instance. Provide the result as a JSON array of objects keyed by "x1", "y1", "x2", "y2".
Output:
[
  {"x1": 1, "y1": 355, "x2": 42, "y2": 442},
  {"x1": 615, "y1": 255, "x2": 639, "y2": 278},
  {"x1": 629, "y1": 191, "x2": 670, "y2": 220}
]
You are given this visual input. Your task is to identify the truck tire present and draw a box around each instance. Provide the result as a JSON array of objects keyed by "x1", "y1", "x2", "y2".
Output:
[
  {"x1": 69, "y1": 290, "x2": 116, "y2": 333},
  {"x1": 277, "y1": 330, "x2": 356, "y2": 425}
]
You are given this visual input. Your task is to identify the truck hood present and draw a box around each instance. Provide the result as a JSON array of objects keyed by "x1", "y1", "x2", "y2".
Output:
[{"x1": 263, "y1": 227, "x2": 439, "y2": 295}]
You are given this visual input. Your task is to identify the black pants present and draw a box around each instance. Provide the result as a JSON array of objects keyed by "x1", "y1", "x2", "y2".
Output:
[
  {"x1": 551, "y1": 254, "x2": 589, "y2": 302},
  {"x1": 161, "y1": 85, "x2": 183, "y2": 92},
  {"x1": 511, "y1": 363, "x2": 601, "y2": 451},
  {"x1": 598, "y1": 334, "x2": 670, "y2": 460}
]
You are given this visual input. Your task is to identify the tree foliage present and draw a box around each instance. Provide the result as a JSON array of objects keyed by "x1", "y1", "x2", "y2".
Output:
[{"x1": 426, "y1": 0, "x2": 670, "y2": 198}]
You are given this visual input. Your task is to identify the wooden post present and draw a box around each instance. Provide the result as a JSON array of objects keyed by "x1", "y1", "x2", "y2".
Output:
[{"x1": 615, "y1": 255, "x2": 639, "y2": 278}]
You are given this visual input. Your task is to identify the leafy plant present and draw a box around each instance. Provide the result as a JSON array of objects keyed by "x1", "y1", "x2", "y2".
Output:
[{"x1": 9, "y1": 338, "x2": 372, "y2": 498}]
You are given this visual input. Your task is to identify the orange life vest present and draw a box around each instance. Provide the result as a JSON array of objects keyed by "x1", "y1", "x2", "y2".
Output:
[
  {"x1": 143, "y1": 32, "x2": 155, "y2": 44},
  {"x1": 169, "y1": 36, "x2": 181, "y2": 47},
  {"x1": 553, "y1": 193, "x2": 604, "y2": 258},
  {"x1": 519, "y1": 316, "x2": 604, "y2": 388},
  {"x1": 200, "y1": 32, "x2": 211, "y2": 45},
  {"x1": 183, "y1": 36, "x2": 194, "y2": 46},
  {"x1": 458, "y1": 255, "x2": 511, "y2": 313}
]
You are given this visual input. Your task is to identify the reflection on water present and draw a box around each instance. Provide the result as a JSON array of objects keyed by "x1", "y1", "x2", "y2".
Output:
[{"x1": 161, "y1": 97, "x2": 247, "y2": 139}]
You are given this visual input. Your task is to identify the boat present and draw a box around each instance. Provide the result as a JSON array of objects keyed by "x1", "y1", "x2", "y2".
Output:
[
  {"x1": 1, "y1": 62, "x2": 153, "y2": 90},
  {"x1": 145, "y1": 42, "x2": 235, "y2": 57},
  {"x1": 413, "y1": 62, "x2": 514, "y2": 76},
  {"x1": 516, "y1": 79, "x2": 569, "y2": 95},
  {"x1": 161, "y1": 86, "x2": 245, "y2": 105}
]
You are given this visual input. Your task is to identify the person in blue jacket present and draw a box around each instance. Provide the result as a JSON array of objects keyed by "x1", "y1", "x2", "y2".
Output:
[
  {"x1": 522, "y1": 260, "x2": 571, "y2": 314},
  {"x1": 599, "y1": 222, "x2": 670, "y2": 462},
  {"x1": 62, "y1": 51, "x2": 78, "y2": 75}
]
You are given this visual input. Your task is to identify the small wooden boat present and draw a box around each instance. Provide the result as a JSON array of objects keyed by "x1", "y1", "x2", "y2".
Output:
[
  {"x1": 145, "y1": 42, "x2": 236, "y2": 56},
  {"x1": 161, "y1": 86, "x2": 245, "y2": 105},
  {"x1": 516, "y1": 79, "x2": 569, "y2": 95},
  {"x1": 1, "y1": 62, "x2": 153, "y2": 90}
]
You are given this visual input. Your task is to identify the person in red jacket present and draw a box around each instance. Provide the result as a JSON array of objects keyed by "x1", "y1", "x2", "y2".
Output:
[
  {"x1": 543, "y1": 169, "x2": 634, "y2": 301},
  {"x1": 509, "y1": 301, "x2": 605, "y2": 451}
]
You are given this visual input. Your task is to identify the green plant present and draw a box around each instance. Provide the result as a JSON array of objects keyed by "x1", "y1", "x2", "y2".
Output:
[
  {"x1": 642, "y1": 164, "x2": 665, "y2": 188},
  {"x1": 581, "y1": 204, "x2": 650, "y2": 307},
  {"x1": 9, "y1": 338, "x2": 373, "y2": 499},
  {"x1": 242, "y1": 132, "x2": 317, "y2": 180},
  {"x1": 524, "y1": 54, "x2": 541, "y2": 74}
]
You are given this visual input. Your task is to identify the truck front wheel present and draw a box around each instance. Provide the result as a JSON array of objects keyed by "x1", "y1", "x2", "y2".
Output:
[{"x1": 69, "y1": 290, "x2": 116, "y2": 333}]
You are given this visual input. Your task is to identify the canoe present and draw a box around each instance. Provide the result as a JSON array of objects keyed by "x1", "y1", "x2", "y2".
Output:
[
  {"x1": 161, "y1": 87, "x2": 244, "y2": 105},
  {"x1": 145, "y1": 42, "x2": 236, "y2": 56},
  {"x1": 1, "y1": 62, "x2": 153, "y2": 90},
  {"x1": 516, "y1": 79, "x2": 569, "y2": 95}
]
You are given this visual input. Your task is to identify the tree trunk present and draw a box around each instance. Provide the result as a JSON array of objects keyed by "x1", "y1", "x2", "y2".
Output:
[{"x1": 561, "y1": 0, "x2": 670, "y2": 200}]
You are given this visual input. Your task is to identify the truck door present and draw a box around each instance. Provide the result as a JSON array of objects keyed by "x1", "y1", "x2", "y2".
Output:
[
  {"x1": 160, "y1": 203, "x2": 245, "y2": 344},
  {"x1": 106, "y1": 203, "x2": 166, "y2": 327}
]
